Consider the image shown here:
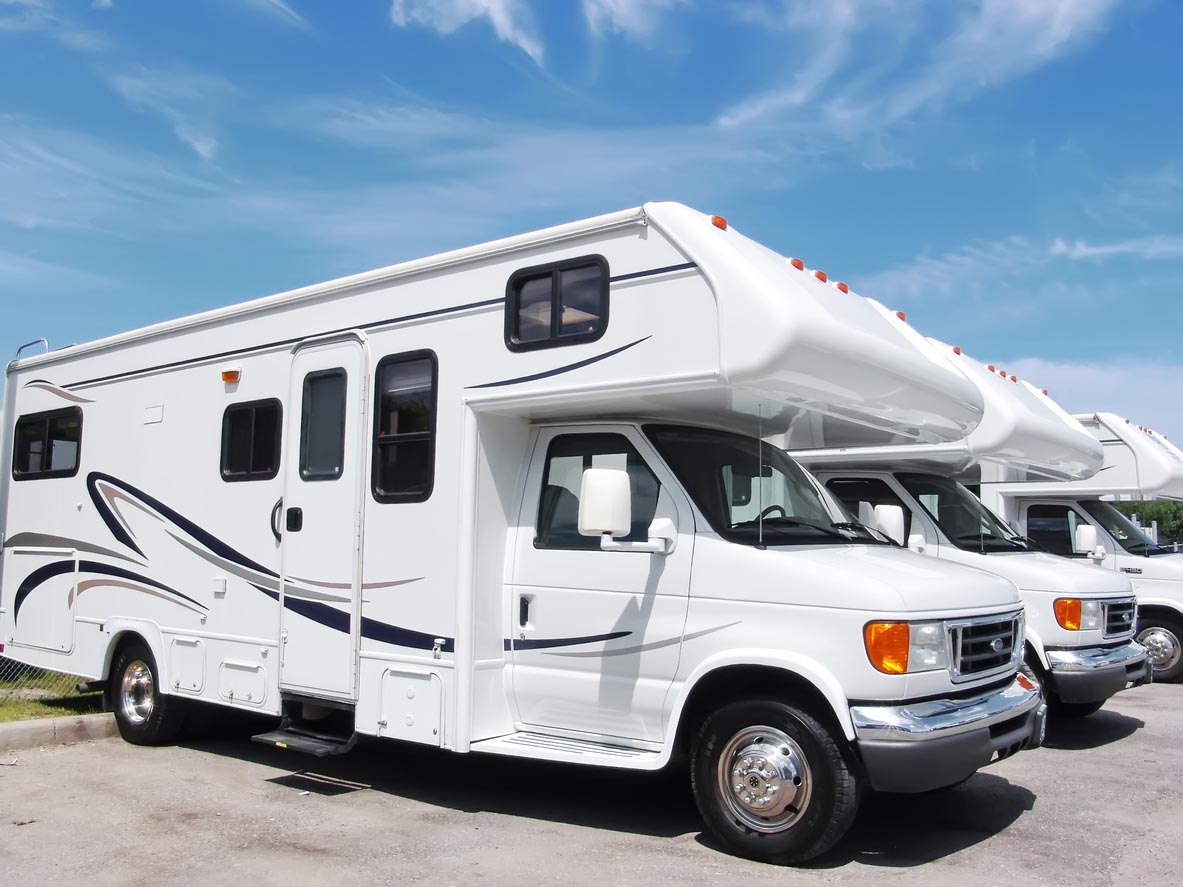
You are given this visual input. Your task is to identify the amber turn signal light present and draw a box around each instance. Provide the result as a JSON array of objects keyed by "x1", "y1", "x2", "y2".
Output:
[
  {"x1": 864, "y1": 622, "x2": 909, "y2": 674},
  {"x1": 1054, "y1": 598, "x2": 1082, "y2": 631}
]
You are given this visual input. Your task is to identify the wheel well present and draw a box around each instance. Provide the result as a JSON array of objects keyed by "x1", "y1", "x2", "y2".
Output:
[
  {"x1": 102, "y1": 631, "x2": 149, "y2": 697},
  {"x1": 1137, "y1": 604, "x2": 1183, "y2": 629},
  {"x1": 672, "y1": 665, "x2": 845, "y2": 758}
]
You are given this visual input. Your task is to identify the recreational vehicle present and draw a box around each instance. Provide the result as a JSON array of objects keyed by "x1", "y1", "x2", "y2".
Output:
[
  {"x1": 0, "y1": 203, "x2": 1044, "y2": 864},
  {"x1": 789, "y1": 328, "x2": 1149, "y2": 718},
  {"x1": 982, "y1": 412, "x2": 1183, "y2": 682}
]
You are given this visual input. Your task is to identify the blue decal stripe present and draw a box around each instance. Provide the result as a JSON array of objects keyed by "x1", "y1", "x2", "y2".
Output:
[
  {"x1": 14, "y1": 560, "x2": 201, "y2": 622},
  {"x1": 466, "y1": 337, "x2": 650, "y2": 390},
  {"x1": 506, "y1": 631, "x2": 632, "y2": 651}
]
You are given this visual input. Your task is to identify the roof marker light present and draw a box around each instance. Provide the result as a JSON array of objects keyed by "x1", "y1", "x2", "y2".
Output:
[
  {"x1": 895, "y1": 311, "x2": 906, "y2": 321},
  {"x1": 837, "y1": 282, "x2": 849, "y2": 293},
  {"x1": 987, "y1": 364, "x2": 996, "y2": 372},
  {"x1": 1010, "y1": 375, "x2": 1018, "y2": 383},
  {"x1": 711, "y1": 215, "x2": 728, "y2": 230},
  {"x1": 953, "y1": 346, "x2": 962, "y2": 355},
  {"x1": 790, "y1": 258, "x2": 804, "y2": 271},
  {"x1": 1042, "y1": 389, "x2": 1049, "y2": 396},
  {"x1": 815, "y1": 270, "x2": 828, "y2": 282}
]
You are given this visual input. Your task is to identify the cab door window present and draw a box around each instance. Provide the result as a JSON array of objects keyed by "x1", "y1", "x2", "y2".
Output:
[
  {"x1": 1026, "y1": 503, "x2": 1085, "y2": 557},
  {"x1": 825, "y1": 477, "x2": 912, "y2": 539}
]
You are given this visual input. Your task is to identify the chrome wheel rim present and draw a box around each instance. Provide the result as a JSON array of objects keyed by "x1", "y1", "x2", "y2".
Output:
[
  {"x1": 717, "y1": 725, "x2": 812, "y2": 833},
  {"x1": 120, "y1": 660, "x2": 155, "y2": 726},
  {"x1": 1138, "y1": 626, "x2": 1182, "y2": 673}
]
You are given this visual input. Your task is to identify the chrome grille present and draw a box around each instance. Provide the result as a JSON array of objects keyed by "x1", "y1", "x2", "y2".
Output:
[
  {"x1": 951, "y1": 613, "x2": 1021, "y2": 681},
  {"x1": 1103, "y1": 599, "x2": 1137, "y2": 638}
]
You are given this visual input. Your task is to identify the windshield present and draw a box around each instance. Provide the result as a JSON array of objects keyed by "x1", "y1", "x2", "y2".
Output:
[
  {"x1": 896, "y1": 473, "x2": 1028, "y2": 553},
  {"x1": 645, "y1": 425, "x2": 887, "y2": 547},
  {"x1": 1078, "y1": 499, "x2": 1171, "y2": 555}
]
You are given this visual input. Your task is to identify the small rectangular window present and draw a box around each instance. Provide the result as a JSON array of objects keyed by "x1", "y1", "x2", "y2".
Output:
[
  {"x1": 506, "y1": 255, "x2": 608, "y2": 352},
  {"x1": 221, "y1": 399, "x2": 281, "y2": 481},
  {"x1": 300, "y1": 369, "x2": 347, "y2": 481},
  {"x1": 12, "y1": 407, "x2": 82, "y2": 481},
  {"x1": 372, "y1": 351, "x2": 437, "y2": 503}
]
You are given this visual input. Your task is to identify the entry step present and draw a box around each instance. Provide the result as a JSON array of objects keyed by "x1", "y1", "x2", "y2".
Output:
[
  {"x1": 252, "y1": 725, "x2": 359, "y2": 757},
  {"x1": 469, "y1": 731, "x2": 662, "y2": 770}
]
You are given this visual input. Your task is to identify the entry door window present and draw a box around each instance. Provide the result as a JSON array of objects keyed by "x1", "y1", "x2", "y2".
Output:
[
  {"x1": 1026, "y1": 504, "x2": 1085, "y2": 557},
  {"x1": 299, "y1": 369, "x2": 347, "y2": 480},
  {"x1": 535, "y1": 434, "x2": 659, "y2": 550}
]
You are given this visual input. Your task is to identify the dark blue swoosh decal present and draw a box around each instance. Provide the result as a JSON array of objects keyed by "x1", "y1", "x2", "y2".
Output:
[
  {"x1": 14, "y1": 560, "x2": 200, "y2": 622},
  {"x1": 506, "y1": 631, "x2": 632, "y2": 651},
  {"x1": 466, "y1": 337, "x2": 650, "y2": 390}
]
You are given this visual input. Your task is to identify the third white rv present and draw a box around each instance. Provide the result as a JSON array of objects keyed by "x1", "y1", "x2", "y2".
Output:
[{"x1": 0, "y1": 203, "x2": 1043, "y2": 864}]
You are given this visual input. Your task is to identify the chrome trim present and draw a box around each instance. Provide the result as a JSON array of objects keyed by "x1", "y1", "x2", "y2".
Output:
[
  {"x1": 1101, "y1": 596, "x2": 1137, "y2": 639},
  {"x1": 947, "y1": 609, "x2": 1024, "y2": 684},
  {"x1": 1046, "y1": 640, "x2": 1149, "y2": 674},
  {"x1": 850, "y1": 675, "x2": 1041, "y2": 742}
]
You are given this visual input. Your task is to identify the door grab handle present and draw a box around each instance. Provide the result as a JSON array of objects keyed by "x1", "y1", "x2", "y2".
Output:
[
  {"x1": 519, "y1": 596, "x2": 530, "y2": 627},
  {"x1": 270, "y1": 498, "x2": 283, "y2": 544}
]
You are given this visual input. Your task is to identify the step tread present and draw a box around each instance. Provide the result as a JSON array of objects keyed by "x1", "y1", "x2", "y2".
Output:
[
  {"x1": 470, "y1": 731, "x2": 662, "y2": 770},
  {"x1": 252, "y1": 728, "x2": 357, "y2": 758}
]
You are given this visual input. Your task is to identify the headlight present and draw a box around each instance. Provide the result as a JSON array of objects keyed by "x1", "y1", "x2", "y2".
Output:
[
  {"x1": 1053, "y1": 598, "x2": 1101, "y2": 631},
  {"x1": 864, "y1": 620, "x2": 949, "y2": 674}
]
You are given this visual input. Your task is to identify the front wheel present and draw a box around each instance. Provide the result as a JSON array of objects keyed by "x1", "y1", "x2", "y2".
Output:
[
  {"x1": 110, "y1": 642, "x2": 187, "y2": 745},
  {"x1": 1046, "y1": 699, "x2": 1104, "y2": 719},
  {"x1": 690, "y1": 700, "x2": 861, "y2": 864},
  {"x1": 1137, "y1": 615, "x2": 1183, "y2": 683}
]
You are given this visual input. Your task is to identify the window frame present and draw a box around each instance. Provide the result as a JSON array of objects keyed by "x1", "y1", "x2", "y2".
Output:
[
  {"x1": 219, "y1": 398, "x2": 282, "y2": 483},
  {"x1": 504, "y1": 254, "x2": 610, "y2": 353},
  {"x1": 298, "y1": 368, "x2": 348, "y2": 482},
  {"x1": 11, "y1": 406, "x2": 83, "y2": 481},
  {"x1": 371, "y1": 349, "x2": 438, "y2": 504}
]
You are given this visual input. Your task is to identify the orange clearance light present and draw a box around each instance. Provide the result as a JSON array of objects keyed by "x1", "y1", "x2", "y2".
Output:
[
  {"x1": 1125, "y1": 418, "x2": 1131, "y2": 424},
  {"x1": 864, "y1": 622, "x2": 910, "y2": 674},
  {"x1": 1011, "y1": 375, "x2": 1018, "y2": 383},
  {"x1": 999, "y1": 369, "x2": 1007, "y2": 377},
  {"x1": 895, "y1": 311, "x2": 907, "y2": 321},
  {"x1": 987, "y1": 364, "x2": 996, "y2": 372},
  {"x1": 815, "y1": 270, "x2": 828, "y2": 282},
  {"x1": 837, "y1": 281, "x2": 849, "y2": 293},
  {"x1": 711, "y1": 215, "x2": 728, "y2": 230},
  {"x1": 1016, "y1": 671, "x2": 1038, "y2": 692},
  {"x1": 790, "y1": 257, "x2": 804, "y2": 271},
  {"x1": 953, "y1": 346, "x2": 962, "y2": 355},
  {"x1": 1042, "y1": 389, "x2": 1049, "y2": 396},
  {"x1": 221, "y1": 368, "x2": 241, "y2": 384},
  {"x1": 1054, "y1": 598, "x2": 1082, "y2": 631}
]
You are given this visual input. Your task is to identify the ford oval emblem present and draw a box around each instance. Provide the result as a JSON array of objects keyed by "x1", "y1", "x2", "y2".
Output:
[{"x1": 991, "y1": 638, "x2": 1005, "y2": 653}]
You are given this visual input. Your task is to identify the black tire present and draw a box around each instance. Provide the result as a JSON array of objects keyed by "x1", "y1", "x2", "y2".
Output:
[
  {"x1": 1046, "y1": 699, "x2": 1104, "y2": 719},
  {"x1": 1137, "y1": 614, "x2": 1183, "y2": 683},
  {"x1": 690, "y1": 699, "x2": 861, "y2": 865},
  {"x1": 109, "y1": 641, "x2": 187, "y2": 745}
]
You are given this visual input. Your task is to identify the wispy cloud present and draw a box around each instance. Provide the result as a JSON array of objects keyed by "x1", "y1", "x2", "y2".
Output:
[
  {"x1": 1050, "y1": 235, "x2": 1183, "y2": 261},
  {"x1": 105, "y1": 66, "x2": 236, "y2": 160},
  {"x1": 237, "y1": 0, "x2": 309, "y2": 31},
  {"x1": 582, "y1": 0, "x2": 687, "y2": 42},
  {"x1": 0, "y1": 248, "x2": 115, "y2": 290},
  {"x1": 0, "y1": 0, "x2": 111, "y2": 52},
  {"x1": 389, "y1": 0, "x2": 543, "y2": 63}
]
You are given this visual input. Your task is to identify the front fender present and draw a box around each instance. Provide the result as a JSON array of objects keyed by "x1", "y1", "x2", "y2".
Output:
[
  {"x1": 1025, "y1": 624, "x2": 1049, "y2": 670},
  {"x1": 1135, "y1": 595, "x2": 1183, "y2": 616}
]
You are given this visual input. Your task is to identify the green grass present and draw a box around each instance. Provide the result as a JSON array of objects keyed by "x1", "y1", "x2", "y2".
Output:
[{"x1": 0, "y1": 693, "x2": 103, "y2": 723}]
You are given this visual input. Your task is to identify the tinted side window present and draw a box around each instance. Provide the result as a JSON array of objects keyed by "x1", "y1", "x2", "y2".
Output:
[
  {"x1": 221, "y1": 399, "x2": 281, "y2": 481},
  {"x1": 12, "y1": 407, "x2": 82, "y2": 480},
  {"x1": 373, "y1": 351, "x2": 437, "y2": 503},
  {"x1": 1027, "y1": 504, "x2": 1084, "y2": 557},
  {"x1": 299, "y1": 369, "x2": 347, "y2": 481},
  {"x1": 536, "y1": 433, "x2": 659, "y2": 550},
  {"x1": 826, "y1": 477, "x2": 913, "y2": 539},
  {"x1": 506, "y1": 256, "x2": 608, "y2": 352}
]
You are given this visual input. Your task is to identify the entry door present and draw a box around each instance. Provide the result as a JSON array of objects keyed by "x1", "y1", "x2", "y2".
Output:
[
  {"x1": 510, "y1": 426, "x2": 694, "y2": 743},
  {"x1": 279, "y1": 337, "x2": 368, "y2": 699}
]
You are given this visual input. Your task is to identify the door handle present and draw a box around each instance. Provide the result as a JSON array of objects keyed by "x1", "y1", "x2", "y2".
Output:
[
  {"x1": 270, "y1": 498, "x2": 283, "y2": 543},
  {"x1": 286, "y1": 507, "x2": 303, "y2": 533},
  {"x1": 519, "y1": 595, "x2": 531, "y2": 628}
]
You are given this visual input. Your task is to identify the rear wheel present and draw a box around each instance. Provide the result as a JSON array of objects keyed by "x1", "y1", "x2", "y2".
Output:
[
  {"x1": 690, "y1": 700, "x2": 861, "y2": 865},
  {"x1": 1137, "y1": 615, "x2": 1183, "y2": 683},
  {"x1": 110, "y1": 642, "x2": 187, "y2": 745}
]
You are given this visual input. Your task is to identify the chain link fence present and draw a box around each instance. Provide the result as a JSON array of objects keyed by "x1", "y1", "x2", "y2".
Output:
[{"x1": 0, "y1": 655, "x2": 101, "y2": 722}]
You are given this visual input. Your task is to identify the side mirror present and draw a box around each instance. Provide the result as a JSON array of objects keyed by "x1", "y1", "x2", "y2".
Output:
[
  {"x1": 906, "y1": 532, "x2": 927, "y2": 555},
  {"x1": 874, "y1": 504, "x2": 906, "y2": 546},
  {"x1": 1073, "y1": 523, "x2": 1098, "y2": 556},
  {"x1": 578, "y1": 468, "x2": 631, "y2": 537},
  {"x1": 1093, "y1": 542, "x2": 1108, "y2": 563}
]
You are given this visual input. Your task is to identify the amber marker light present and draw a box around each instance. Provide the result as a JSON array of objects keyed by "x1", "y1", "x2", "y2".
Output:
[
  {"x1": 837, "y1": 282, "x2": 849, "y2": 293},
  {"x1": 815, "y1": 270, "x2": 828, "y2": 282},
  {"x1": 221, "y1": 367, "x2": 241, "y2": 383},
  {"x1": 1016, "y1": 672, "x2": 1038, "y2": 692},
  {"x1": 864, "y1": 622, "x2": 909, "y2": 674},
  {"x1": 711, "y1": 215, "x2": 728, "y2": 230},
  {"x1": 1054, "y1": 598, "x2": 1082, "y2": 631},
  {"x1": 790, "y1": 257, "x2": 804, "y2": 270}
]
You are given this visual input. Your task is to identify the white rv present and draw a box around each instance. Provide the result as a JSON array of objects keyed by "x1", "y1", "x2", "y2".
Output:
[
  {"x1": 982, "y1": 412, "x2": 1183, "y2": 683},
  {"x1": 0, "y1": 203, "x2": 1043, "y2": 864},
  {"x1": 791, "y1": 327, "x2": 1149, "y2": 718}
]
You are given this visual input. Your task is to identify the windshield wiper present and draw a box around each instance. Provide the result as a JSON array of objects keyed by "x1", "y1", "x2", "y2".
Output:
[
  {"x1": 829, "y1": 521, "x2": 892, "y2": 544},
  {"x1": 954, "y1": 533, "x2": 1026, "y2": 550},
  {"x1": 732, "y1": 517, "x2": 847, "y2": 540}
]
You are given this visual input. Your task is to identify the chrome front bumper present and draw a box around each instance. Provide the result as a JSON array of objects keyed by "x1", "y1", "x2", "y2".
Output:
[
  {"x1": 1045, "y1": 640, "x2": 1151, "y2": 704},
  {"x1": 850, "y1": 675, "x2": 1045, "y2": 793}
]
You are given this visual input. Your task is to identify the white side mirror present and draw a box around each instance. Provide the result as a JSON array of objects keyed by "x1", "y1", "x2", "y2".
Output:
[
  {"x1": 578, "y1": 468, "x2": 631, "y2": 537},
  {"x1": 907, "y1": 532, "x2": 927, "y2": 555},
  {"x1": 1093, "y1": 542, "x2": 1108, "y2": 563},
  {"x1": 874, "y1": 504, "x2": 906, "y2": 546},
  {"x1": 1074, "y1": 523, "x2": 1098, "y2": 556}
]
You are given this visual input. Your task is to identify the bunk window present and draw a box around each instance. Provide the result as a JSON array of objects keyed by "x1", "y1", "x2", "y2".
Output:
[
  {"x1": 372, "y1": 351, "x2": 437, "y2": 503},
  {"x1": 299, "y1": 369, "x2": 347, "y2": 481},
  {"x1": 505, "y1": 255, "x2": 609, "y2": 352},
  {"x1": 220, "y1": 399, "x2": 281, "y2": 482},
  {"x1": 12, "y1": 407, "x2": 82, "y2": 480}
]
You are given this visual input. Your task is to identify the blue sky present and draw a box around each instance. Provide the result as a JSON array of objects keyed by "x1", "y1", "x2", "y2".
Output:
[{"x1": 2, "y1": 0, "x2": 1181, "y2": 440}]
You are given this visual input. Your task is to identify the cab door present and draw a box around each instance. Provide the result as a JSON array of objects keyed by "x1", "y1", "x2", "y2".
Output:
[{"x1": 509, "y1": 426, "x2": 694, "y2": 743}]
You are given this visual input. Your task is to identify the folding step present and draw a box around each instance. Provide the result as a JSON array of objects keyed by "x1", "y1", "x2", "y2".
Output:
[
  {"x1": 469, "y1": 731, "x2": 663, "y2": 770},
  {"x1": 252, "y1": 723, "x2": 359, "y2": 758}
]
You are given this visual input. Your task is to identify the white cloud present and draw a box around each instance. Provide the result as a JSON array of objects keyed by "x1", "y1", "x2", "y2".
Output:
[
  {"x1": 105, "y1": 66, "x2": 236, "y2": 160},
  {"x1": 389, "y1": 0, "x2": 542, "y2": 63},
  {"x1": 1050, "y1": 235, "x2": 1183, "y2": 261},
  {"x1": 1006, "y1": 357, "x2": 1183, "y2": 443},
  {"x1": 855, "y1": 235, "x2": 1044, "y2": 302},
  {"x1": 237, "y1": 0, "x2": 309, "y2": 31},
  {"x1": 92, "y1": 0, "x2": 112, "y2": 9},
  {"x1": 0, "y1": 248, "x2": 114, "y2": 290},
  {"x1": 582, "y1": 0, "x2": 687, "y2": 41},
  {"x1": 0, "y1": 0, "x2": 111, "y2": 51}
]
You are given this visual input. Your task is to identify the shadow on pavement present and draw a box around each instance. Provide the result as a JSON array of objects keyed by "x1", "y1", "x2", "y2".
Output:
[{"x1": 1042, "y1": 709, "x2": 1144, "y2": 751}]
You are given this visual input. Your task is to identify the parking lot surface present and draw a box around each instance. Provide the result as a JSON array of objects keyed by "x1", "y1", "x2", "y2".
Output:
[{"x1": 1, "y1": 682, "x2": 1180, "y2": 887}]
